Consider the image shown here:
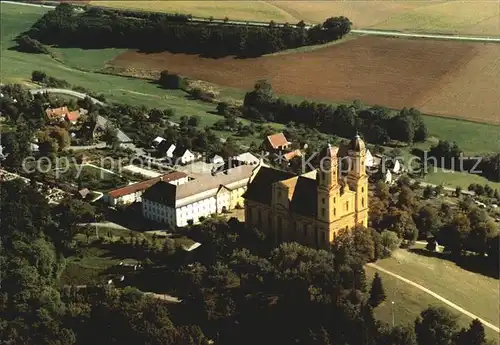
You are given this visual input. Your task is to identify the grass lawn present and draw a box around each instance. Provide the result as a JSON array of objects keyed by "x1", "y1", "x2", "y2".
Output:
[
  {"x1": 374, "y1": 249, "x2": 499, "y2": 328},
  {"x1": 365, "y1": 266, "x2": 500, "y2": 344},
  {"x1": 50, "y1": 47, "x2": 126, "y2": 71},
  {"x1": 424, "y1": 169, "x2": 500, "y2": 190}
]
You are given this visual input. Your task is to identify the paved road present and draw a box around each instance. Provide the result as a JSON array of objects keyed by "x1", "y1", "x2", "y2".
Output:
[
  {"x1": 4, "y1": 0, "x2": 499, "y2": 42},
  {"x1": 366, "y1": 262, "x2": 500, "y2": 333},
  {"x1": 29, "y1": 88, "x2": 106, "y2": 106}
]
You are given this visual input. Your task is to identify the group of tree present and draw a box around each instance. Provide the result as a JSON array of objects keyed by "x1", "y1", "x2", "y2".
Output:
[
  {"x1": 468, "y1": 183, "x2": 500, "y2": 200},
  {"x1": 243, "y1": 80, "x2": 428, "y2": 145},
  {"x1": 426, "y1": 141, "x2": 500, "y2": 182},
  {"x1": 25, "y1": 4, "x2": 351, "y2": 57},
  {"x1": 369, "y1": 177, "x2": 499, "y2": 275}
]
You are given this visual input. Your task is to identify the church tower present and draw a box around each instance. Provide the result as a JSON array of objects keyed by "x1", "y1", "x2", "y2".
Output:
[
  {"x1": 347, "y1": 134, "x2": 369, "y2": 226},
  {"x1": 316, "y1": 144, "x2": 340, "y2": 224}
]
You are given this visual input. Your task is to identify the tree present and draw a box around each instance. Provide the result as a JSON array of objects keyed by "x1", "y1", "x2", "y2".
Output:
[
  {"x1": 414, "y1": 205, "x2": 441, "y2": 238},
  {"x1": 368, "y1": 272, "x2": 386, "y2": 307},
  {"x1": 380, "y1": 230, "x2": 401, "y2": 257},
  {"x1": 456, "y1": 319, "x2": 487, "y2": 345},
  {"x1": 102, "y1": 126, "x2": 120, "y2": 149},
  {"x1": 32, "y1": 70, "x2": 47, "y2": 82},
  {"x1": 423, "y1": 186, "x2": 434, "y2": 199},
  {"x1": 217, "y1": 102, "x2": 229, "y2": 115},
  {"x1": 415, "y1": 307, "x2": 458, "y2": 345},
  {"x1": 455, "y1": 186, "x2": 462, "y2": 197},
  {"x1": 381, "y1": 324, "x2": 417, "y2": 345}
]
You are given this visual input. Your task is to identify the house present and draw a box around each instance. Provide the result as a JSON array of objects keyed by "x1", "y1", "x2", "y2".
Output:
[
  {"x1": 244, "y1": 135, "x2": 369, "y2": 249},
  {"x1": 65, "y1": 110, "x2": 81, "y2": 124},
  {"x1": 366, "y1": 149, "x2": 374, "y2": 167},
  {"x1": 233, "y1": 152, "x2": 260, "y2": 165},
  {"x1": 142, "y1": 164, "x2": 259, "y2": 227},
  {"x1": 30, "y1": 143, "x2": 39, "y2": 153},
  {"x1": 210, "y1": 154, "x2": 224, "y2": 165},
  {"x1": 152, "y1": 136, "x2": 165, "y2": 147},
  {"x1": 45, "y1": 106, "x2": 69, "y2": 120},
  {"x1": 384, "y1": 170, "x2": 393, "y2": 185},
  {"x1": 174, "y1": 148, "x2": 196, "y2": 165},
  {"x1": 283, "y1": 149, "x2": 302, "y2": 162},
  {"x1": 93, "y1": 115, "x2": 132, "y2": 143},
  {"x1": 262, "y1": 132, "x2": 291, "y2": 152},
  {"x1": 77, "y1": 188, "x2": 91, "y2": 199},
  {"x1": 157, "y1": 141, "x2": 176, "y2": 158},
  {"x1": 393, "y1": 160, "x2": 402, "y2": 174},
  {"x1": 104, "y1": 171, "x2": 188, "y2": 206}
]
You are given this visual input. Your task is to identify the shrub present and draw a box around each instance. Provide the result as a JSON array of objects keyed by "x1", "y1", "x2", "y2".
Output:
[{"x1": 15, "y1": 35, "x2": 49, "y2": 54}]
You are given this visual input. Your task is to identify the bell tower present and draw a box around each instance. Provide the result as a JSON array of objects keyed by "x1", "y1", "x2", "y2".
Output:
[
  {"x1": 317, "y1": 144, "x2": 340, "y2": 224},
  {"x1": 347, "y1": 134, "x2": 368, "y2": 226}
]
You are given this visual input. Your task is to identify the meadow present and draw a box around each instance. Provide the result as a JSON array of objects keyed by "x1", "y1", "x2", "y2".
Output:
[{"x1": 91, "y1": 0, "x2": 500, "y2": 36}]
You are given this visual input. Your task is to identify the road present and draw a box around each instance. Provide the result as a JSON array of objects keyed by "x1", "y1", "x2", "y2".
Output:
[
  {"x1": 29, "y1": 88, "x2": 106, "y2": 106},
  {"x1": 4, "y1": 0, "x2": 499, "y2": 42},
  {"x1": 366, "y1": 262, "x2": 500, "y2": 333}
]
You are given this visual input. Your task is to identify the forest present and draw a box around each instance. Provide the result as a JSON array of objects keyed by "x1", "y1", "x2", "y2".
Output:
[
  {"x1": 243, "y1": 80, "x2": 428, "y2": 145},
  {"x1": 23, "y1": 4, "x2": 352, "y2": 57}
]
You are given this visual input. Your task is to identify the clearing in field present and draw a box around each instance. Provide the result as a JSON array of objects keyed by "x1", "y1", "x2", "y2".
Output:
[{"x1": 110, "y1": 36, "x2": 500, "y2": 125}]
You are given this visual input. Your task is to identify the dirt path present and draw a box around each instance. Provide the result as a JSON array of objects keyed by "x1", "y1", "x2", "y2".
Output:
[{"x1": 366, "y1": 262, "x2": 500, "y2": 333}]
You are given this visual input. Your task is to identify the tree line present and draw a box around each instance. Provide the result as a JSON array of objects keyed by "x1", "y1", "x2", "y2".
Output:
[
  {"x1": 24, "y1": 3, "x2": 351, "y2": 57},
  {"x1": 243, "y1": 80, "x2": 428, "y2": 145}
]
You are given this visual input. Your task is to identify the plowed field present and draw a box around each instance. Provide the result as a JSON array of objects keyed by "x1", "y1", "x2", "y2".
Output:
[{"x1": 110, "y1": 37, "x2": 500, "y2": 125}]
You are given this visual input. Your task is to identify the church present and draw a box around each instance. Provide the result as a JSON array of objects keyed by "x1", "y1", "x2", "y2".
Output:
[{"x1": 244, "y1": 134, "x2": 369, "y2": 249}]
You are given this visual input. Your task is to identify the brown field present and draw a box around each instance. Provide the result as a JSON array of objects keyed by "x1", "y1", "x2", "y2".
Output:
[{"x1": 110, "y1": 37, "x2": 500, "y2": 124}]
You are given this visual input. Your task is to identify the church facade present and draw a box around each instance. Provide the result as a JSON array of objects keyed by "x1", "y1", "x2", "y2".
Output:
[{"x1": 244, "y1": 135, "x2": 369, "y2": 249}]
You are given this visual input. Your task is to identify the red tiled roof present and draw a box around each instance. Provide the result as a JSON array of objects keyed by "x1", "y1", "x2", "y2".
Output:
[
  {"x1": 266, "y1": 133, "x2": 290, "y2": 149},
  {"x1": 66, "y1": 110, "x2": 80, "y2": 122},
  {"x1": 46, "y1": 106, "x2": 69, "y2": 118},
  {"x1": 108, "y1": 171, "x2": 187, "y2": 198},
  {"x1": 283, "y1": 149, "x2": 302, "y2": 161}
]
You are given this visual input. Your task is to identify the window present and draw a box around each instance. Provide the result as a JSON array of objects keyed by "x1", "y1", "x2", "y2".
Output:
[
  {"x1": 258, "y1": 210, "x2": 262, "y2": 225},
  {"x1": 334, "y1": 197, "x2": 336, "y2": 203},
  {"x1": 362, "y1": 187, "x2": 364, "y2": 193},
  {"x1": 321, "y1": 231, "x2": 326, "y2": 243},
  {"x1": 345, "y1": 201, "x2": 348, "y2": 211},
  {"x1": 334, "y1": 208, "x2": 336, "y2": 216},
  {"x1": 294, "y1": 222, "x2": 298, "y2": 233},
  {"x1": 278, "y1": 190, "x2": 282, "y2": 199},
  {"x1": 322, "y1": 197, "x2": 325, "y2": 204},
  {"x1": 303, "y1": 225, "x2": 307, "y2": 237},
  {"x1": 321, "y1": 208, "x2": 325, "y2": 217},
  {"x1": 362, "y1": 197, "x2": 365, "y2": 207}
]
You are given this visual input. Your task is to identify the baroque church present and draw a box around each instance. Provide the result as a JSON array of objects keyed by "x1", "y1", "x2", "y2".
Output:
[{"x1": 244, "y1": 134, "x2": 369, "y2": 249}]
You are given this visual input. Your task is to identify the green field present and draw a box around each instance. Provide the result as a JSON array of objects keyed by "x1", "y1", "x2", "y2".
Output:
[
  {"x1": 365, "y1": 266, "x2": 499, "y2": 344},
  {"x1": 424, "y1": 169, "x2": 500, "y2": 190},
  {"x1": 374, "y1": 249, "x2": 499, "y2": 329},
  {"x1": 367, "y1": 247, "x2": 500, "y2": 343}
]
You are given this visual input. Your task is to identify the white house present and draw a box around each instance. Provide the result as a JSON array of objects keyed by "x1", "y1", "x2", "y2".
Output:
[
  {"x1": 210, "y1": 154, "x2": 224, "y2": 165},
  {"x1": 234, "y1": 152, "x2": 260, "y2": 165},
  {"x1": 393, "y1": 160, "x2": 401, "y2": 174},
  {"x1": 384, "y1": 170, "x2": 393, "y2": 185},
  {"x1": 104, "y1": 171, "x2": 188, "y2": 206},
  {"x1": 165, "y1": 144, "x2": 176, "y2": 158},
  {"x1": 175, "y1": 148, "x2": 196, "y2": 165},
  {"x1": 365, "y1": 149, "x2": 374, "y2": 168},
  {"x1": 142, "y1": 164, "x2": 258, "y2": 227},
  {"x1": 152, "y1": 136, "x2": 165, "y2": 147}
]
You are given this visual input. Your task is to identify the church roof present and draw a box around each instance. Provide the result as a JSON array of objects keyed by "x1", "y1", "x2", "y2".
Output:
[
  {"x1": 243, "y1": 166, "x2": 294, "y2": 205},
  {"x1": 289, "y1": 176, "x2": 318, "y2": 217}
]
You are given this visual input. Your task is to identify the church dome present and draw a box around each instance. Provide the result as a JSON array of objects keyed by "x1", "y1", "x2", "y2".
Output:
[{"x1": 349, "y1": 134, "x2": 365, "y2": 152}]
